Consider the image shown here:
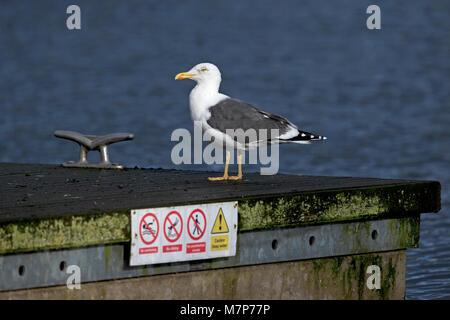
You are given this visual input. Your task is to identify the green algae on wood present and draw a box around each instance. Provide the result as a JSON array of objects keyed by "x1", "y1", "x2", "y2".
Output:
[
  {"x1": 0, "y1": 212, "x2": 130, "y2": 254},
  {"x1": 0, "y1": 181, "x2": 434, "y2": 254},
  {"x1": 238, "y1": 183, "x2": 436, "y2": 231}
]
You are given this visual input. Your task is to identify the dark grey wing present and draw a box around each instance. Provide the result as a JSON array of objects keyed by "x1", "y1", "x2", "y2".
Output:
[
  {"x1": 206, "y1": 98, "x2": 295, "y2": 135},
  {"x1": 206, "y1": 98, "x2": 327, "y2": 145}
]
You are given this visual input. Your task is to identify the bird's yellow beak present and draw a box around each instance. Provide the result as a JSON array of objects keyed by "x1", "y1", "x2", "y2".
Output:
[{"x1": 175, "y1": 72, "x2": 195, "y2": 80}]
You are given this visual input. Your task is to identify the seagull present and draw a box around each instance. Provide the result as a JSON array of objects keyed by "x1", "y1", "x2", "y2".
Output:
[{"x1": 175, "y1": 62, "x2": 326, "y2": 181}]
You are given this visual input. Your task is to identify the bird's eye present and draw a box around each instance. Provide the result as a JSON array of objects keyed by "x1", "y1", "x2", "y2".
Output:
[{"x1": 200, "y1": 67, "x2": 208, "y2": 72}]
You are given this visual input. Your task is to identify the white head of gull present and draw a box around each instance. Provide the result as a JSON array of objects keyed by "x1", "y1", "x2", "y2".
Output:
[{"x1": 175, "y1": 63, "x2": 227, "y2": 123}]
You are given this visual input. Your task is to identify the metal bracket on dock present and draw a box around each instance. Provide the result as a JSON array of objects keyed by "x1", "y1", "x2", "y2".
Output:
[{"x1": 54, "y1": 130, "x2": 134, "y2": 169}]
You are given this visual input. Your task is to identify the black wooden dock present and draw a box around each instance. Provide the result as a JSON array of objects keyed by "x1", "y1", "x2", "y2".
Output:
[{"x1": 0, "y1": 162, "x2": 442, "y2": 299}]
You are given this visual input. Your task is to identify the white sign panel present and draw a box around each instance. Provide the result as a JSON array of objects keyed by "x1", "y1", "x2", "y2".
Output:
[{"x1": 130, "y1": 201, "x2": 238, "y2": 266}]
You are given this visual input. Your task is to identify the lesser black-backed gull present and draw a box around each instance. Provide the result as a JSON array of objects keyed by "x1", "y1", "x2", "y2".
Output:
[{"x1": 175, "y1": 62, "x2": 326, "y2": 181}]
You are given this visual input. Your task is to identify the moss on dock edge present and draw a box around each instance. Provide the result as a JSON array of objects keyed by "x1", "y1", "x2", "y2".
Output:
[
  {"x1": 238, "y1": 182, "x2": 437, "y2": 231},
  {"x1": 0, "y1": 182, "x2": 435, "y2": 254},
  {"x1": 0, "y1": 211, "x2": 130, "y2": 254}
]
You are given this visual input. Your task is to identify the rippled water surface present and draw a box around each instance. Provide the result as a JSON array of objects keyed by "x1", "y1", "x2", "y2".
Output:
[{"x1": 0, "y1": 0, "x2": 448, "y2": 299}]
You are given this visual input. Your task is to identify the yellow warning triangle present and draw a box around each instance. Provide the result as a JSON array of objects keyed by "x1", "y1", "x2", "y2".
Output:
[{"x1": 211, "y1": 208, "x2": 229, "y2": 234}]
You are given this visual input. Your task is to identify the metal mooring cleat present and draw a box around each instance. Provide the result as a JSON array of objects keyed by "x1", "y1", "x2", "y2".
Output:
[{"x1": 54, "y1": 130, "x2": 134, "y2": 169}]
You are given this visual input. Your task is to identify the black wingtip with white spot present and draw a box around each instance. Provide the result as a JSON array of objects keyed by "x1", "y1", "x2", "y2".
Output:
[{"x1": 285, "y1": 130, "x2": 327, "y2": 143}]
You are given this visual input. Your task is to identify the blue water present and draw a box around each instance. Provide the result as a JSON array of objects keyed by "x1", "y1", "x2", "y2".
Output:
[{"x1": 0, "y1": 0, "x2": 448, "y2": 299}]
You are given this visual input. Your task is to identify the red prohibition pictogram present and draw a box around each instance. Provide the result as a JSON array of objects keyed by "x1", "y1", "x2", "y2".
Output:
[
  {"x1": 187, "y1": 209, "x2": 206, "y2": 241},
  {"x1": 139, "y1": 213, "x2": 159, "y2": 245},
  {"x1": 163, "y1": 211, "x2": 183, "y2": 242}
]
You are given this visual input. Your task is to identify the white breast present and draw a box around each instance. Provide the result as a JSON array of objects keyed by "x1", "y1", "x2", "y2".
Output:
[
  {"x1": 189, "y1": 85, "x2": 229, "y2": 122},
  {"x1": 189, "y1": 84, "x2": 241, "y2": 150}
]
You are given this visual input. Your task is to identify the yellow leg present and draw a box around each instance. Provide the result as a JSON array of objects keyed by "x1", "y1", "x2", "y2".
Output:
[
  {"x1": 208, "y1": 151, "x2": 231, "y2": 181},
  {"x1": 228, "y1": 152, "x2": 243, "y2": 180}
]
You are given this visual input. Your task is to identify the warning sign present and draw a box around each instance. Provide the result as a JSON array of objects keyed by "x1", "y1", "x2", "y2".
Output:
[
  {"x1": 210, "y1": 208, "x2": 230, "y2": 251},
  {"x1": 139, "y1": 213, "x2": 159, "y2": 245},
  {"x1": 164, "y1": 211, "x2": 183, "y2": 242},
  {"x1": 211, "y1": 208, "x2": 229, "y2": 234},
  {"x1": 188, "y1": 209, "x2": 206, "y2": 241},
  {"x1": 162, "y1": 210, "x2": 183, "y2": 253},
  {"x1": 130, "y1": 201, "x2": 238, "y2": 266}
]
